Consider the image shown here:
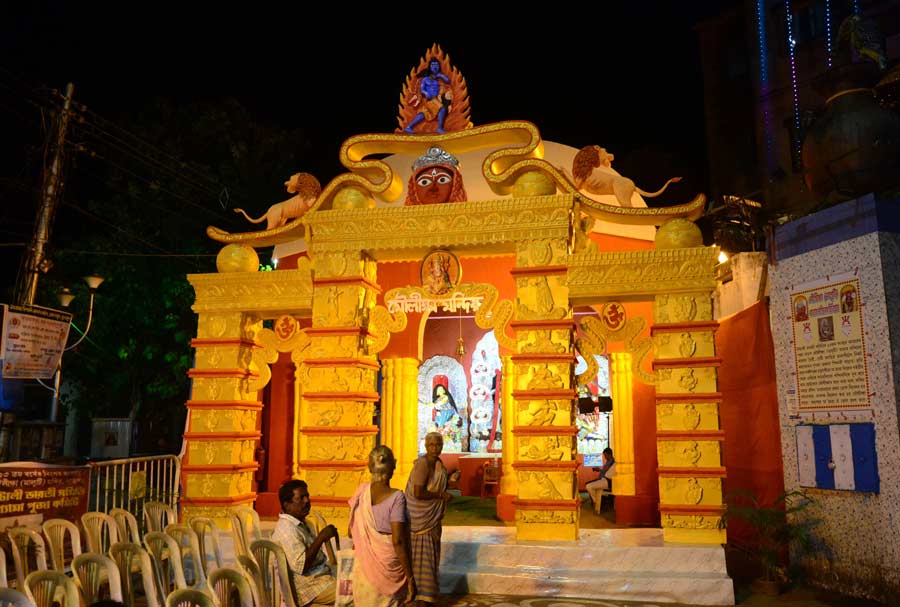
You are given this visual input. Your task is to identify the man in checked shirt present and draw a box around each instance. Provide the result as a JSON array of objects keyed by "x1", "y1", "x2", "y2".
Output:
[{"x1": 271, "y1": 479, "x2": 339, "y2": 606}]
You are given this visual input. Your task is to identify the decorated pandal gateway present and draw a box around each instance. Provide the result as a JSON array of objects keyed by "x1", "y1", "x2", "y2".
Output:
[{"x1": 181, "y1": 45, "x2": 729, "y2": 576}]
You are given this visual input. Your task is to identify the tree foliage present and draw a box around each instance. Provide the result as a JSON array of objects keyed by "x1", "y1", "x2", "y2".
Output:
[{"x1": 43, "y1": 97, "x2": 313, "y2": 452}]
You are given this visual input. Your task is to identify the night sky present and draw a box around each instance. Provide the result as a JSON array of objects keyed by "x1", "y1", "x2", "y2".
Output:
[{"x1": 1, "y1": 2, "x2": 740, "y2": 293}]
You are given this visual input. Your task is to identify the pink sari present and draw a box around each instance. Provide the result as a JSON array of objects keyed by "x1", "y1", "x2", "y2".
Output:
[{"x1": 349, "y1": 483, "x2": 407, "y2": 601}]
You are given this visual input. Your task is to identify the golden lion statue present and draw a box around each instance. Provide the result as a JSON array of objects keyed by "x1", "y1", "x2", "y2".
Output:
[
  {"x1": 234, "y1": 172, "x2": 322, "y2": 230},
  {"x1": 564, "y1": 145, "x2": 681, "y2": 208}
]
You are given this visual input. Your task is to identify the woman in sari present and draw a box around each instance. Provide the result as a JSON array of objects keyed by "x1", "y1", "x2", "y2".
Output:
[
  {"x1": 405, "y1": 432, "x2": 460, "y2": 605},
  {"x1": 348, "y1": 446, "x2": 416, "y2": 606}
]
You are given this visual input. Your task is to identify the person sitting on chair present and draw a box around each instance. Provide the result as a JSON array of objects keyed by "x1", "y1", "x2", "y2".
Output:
[
  {"x1": 271, "y1": 479, "x2": 339, "y2": 606},
  {"x1": 586, "y1": 447, "x2": 615, "y2": 513}
]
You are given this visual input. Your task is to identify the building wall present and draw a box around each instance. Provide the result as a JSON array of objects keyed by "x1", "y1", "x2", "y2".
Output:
[
  {"x1": 768, "y1": 199, "x2": 900, "y2": 600},
  {"x1": 697, "y1": 0, "x2": 900, "y2": 215}
]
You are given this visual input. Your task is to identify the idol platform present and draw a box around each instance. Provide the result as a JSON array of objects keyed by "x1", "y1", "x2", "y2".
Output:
[{"x1": 247, "y1": 522, "x2": 735, "y2": 604}]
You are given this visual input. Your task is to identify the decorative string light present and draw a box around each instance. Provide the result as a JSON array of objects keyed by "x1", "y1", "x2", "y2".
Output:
[
  {"x1": 852, "y1": 0, "x2": 861, "y2": 15},
  {"x1": 825, "y1": 0, "x2": 833, "y2": 68},
  {"x1": 756, "y1": 0, "x2": 769, "y2": 86},
  {"x1": 756, "y1": 0, "x2": 775, "y2": 173},
  {"x1": 784, "y1": 0, "x2": 802, "y2": 164}
]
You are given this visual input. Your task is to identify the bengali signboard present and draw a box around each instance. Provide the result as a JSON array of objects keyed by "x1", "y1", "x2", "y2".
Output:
[
  {"x1": 0, "y1": 462, "x2": 90, "y2": 527},
  {"x1": 1, "y1": 303, "x2": 72, "y2": 379},
  {"x1": 790, "y1": 276, "x2": 870, "y2": 411}
]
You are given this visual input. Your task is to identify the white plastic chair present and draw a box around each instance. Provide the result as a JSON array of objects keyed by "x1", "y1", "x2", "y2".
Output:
[
  {"x1": 8, "y1": 528, "x2": 47, "y2": 591},
  {"x1": 207, "y1": 566, "x2": 255, "y2": 607},
  {"x1": 0, "y1": 543, "x2": 9, "y2": 588},
  {"x1": 0, "y1": 588, "x2": 36, "y2": 607},
  {"x1": 109, "y1": 542, "x2": 163, "y2": 607},
  {"x1": 81, "y1": 511, "x2": 119, "y2": 554},
  {"x1": 145, "y1": 501, "x2": 178, "y2": 533},
  {"x1": 189, "y1": 517, "x2": 224, "y2": 578},
  {"x1": 306, "y1": 509, "x2": 338, "y2": 567},
  {"x1": 71, "y1": 552, "x2": 123, "y2": 605},
  {"x1": 249, "y1": 539, "x2": 297, "y2": 607},
  {"x1": 228, "y1": 506, "x2": 261, "y2": 562},
  {"x1": 110, "y1": 507, "x2": 142, "y2": 543},
  {"x1": 24, "y1": 570, "x2": 79, "y2": 607},
  {"x1": 145, "y1": 531, "x2": 188, "y2": 596},
  {"x1": 166, "y1": 588, "x2": 216, "y2": 607},
  {"x1": 166, "y1": 523, "x2": 207, "y2": 589},
  {"x1": 236, "y1": 555, "x2": 266, "y2": 607},
  {"x1": 40, "y1": 519, "x2": 82, "y2": 573}
]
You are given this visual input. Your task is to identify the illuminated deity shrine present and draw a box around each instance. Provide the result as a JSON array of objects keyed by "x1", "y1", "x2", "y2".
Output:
[{"x1": 183, "y1": 45, "x2": 725, "y2": 545}]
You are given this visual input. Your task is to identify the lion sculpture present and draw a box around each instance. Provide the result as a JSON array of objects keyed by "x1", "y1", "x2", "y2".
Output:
[
  {"x1": 564, "y1": 145, "x2": 681, "y2": 208},
  {"x1": 234, "y1": 172, "x2": 322, "y2": 231}
]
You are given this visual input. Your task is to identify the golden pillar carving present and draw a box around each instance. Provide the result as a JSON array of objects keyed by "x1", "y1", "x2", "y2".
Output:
[
  {"x1": 653, "y1": 292, "x2": 725, "y2": 544},
  {"x1": 380, "y1": 357, "x2": 420, "y2": 490},
  {"x1": 499, "y1": 355, "x2": 517, "y2": 497},
  {"x1": 510, "y1": 238, "x2": 579, "y2": 541},
  {"x1": 298, "y1": 251, "x2": 380, "y2": 531},
  {"x1": 608, "y1": 352, "x2": 636, "y2": 496},
  {"x1": 182, "y1": 310, "x2": 264, "y2": 526}
]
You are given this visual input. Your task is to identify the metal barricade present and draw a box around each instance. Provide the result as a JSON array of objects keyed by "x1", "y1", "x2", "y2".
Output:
[{"x1": 87, "y1": 455, "x2": 181, "y2": 530}]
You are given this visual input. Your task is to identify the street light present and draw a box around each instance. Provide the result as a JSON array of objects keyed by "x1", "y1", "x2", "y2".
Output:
[{"x1": 52, "y1": 275, "x2": 103, "y2": 422}]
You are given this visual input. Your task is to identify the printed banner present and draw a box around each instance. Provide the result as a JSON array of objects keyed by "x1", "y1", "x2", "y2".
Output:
[
  {"x1": 0, "y1": 462, "x2": 90, "y2": 526},
  {"x1": 790, "y1": 276, "x2": 870, "y2": 410},
  {"x1": 1, "y1": 304, "x2": 72, "y2": 380}
]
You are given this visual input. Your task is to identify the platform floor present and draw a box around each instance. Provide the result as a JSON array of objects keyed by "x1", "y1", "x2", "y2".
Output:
[{"x1": 226, "y1": 493, "x2": 877, "y2": 607}]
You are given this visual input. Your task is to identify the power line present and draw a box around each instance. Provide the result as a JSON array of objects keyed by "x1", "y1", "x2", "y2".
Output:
[
  {"x1": 72, "y1": 149, "x2": 239, "y2": 228},
  {"x1": 3, "y1": 65, "x2": 246, "y2": 222},
  {"x1": 78, "y1": 104, "x2": 237, "y2": 195},
  {"x1": 73, "y1": 116, "x2": 225, "y2": 200},
  {"x1": 61, "y1": 200, "x2": 203, "y2": 270},
  {"x1": 57, "y1": 248, "x2": 219, "y2": 258},
  {"x1": 72, "y1": 122, "x2": 238, "y2": 224},
  {"x1": 74, "y1": 106, "x2": 251, "y2": 209}
]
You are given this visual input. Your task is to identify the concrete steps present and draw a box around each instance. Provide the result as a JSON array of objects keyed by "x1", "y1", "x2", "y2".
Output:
[{"x1": 437, "y1": 527, "x2": 735, "y2": 605}]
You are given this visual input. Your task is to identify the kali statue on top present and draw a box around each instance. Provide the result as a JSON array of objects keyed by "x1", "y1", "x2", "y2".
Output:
[{"x1": 397, "y1": 44, "x2": 472, "y2": 134}]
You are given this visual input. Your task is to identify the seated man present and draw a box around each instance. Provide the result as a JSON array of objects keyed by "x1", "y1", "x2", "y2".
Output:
[
  {"x1": 271, "y1": 479, "x2": 339, "y2": 606},
  {"x1": 585, "y1": 447, "x2": 616, "y2": 514}
]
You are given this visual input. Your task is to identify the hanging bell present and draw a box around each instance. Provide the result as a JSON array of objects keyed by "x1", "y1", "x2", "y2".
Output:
[{"x1": 455, "y1": 336, "x2": 466, "y2": 357}]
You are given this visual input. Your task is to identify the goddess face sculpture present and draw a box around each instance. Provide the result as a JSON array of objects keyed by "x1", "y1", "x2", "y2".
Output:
[{"x1": 405, "y1": 146, "x2": 468, "y2": 205}]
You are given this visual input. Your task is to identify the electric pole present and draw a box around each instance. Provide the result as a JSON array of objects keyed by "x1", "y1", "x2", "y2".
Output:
[{"x1": 16, "y1": 82, "x2": 75, "y2": 306}]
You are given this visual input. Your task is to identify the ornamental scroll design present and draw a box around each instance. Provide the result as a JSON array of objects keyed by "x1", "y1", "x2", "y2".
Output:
[
  {"x1": 206, "y1": 122, "x2": 703, "y2": 249},
  {"x1": 577, "y1": 315, "x2": 654, "y2": 385},
  {"x1": 368, "y1": 305, "x2": 408, "y2": 355},
  {"x1": 251, "y1": 316, "x2": 311, "y2": 391}
]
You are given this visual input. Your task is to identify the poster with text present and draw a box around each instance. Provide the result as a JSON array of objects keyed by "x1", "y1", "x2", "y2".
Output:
[
  {"x1": 791, "y1": 276, "x2": 870, "y2": 411},
  {"x1": 0, "y1": 462, "x2": 90, "y2": 529},
  {"x1": 0, "y1": 304, "x2": 72, "y2": 379}
]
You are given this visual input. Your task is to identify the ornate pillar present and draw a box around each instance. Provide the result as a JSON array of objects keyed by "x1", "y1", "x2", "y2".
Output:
[
  {"x1": 510, "y1": 239, "x2": 579, "y2": 541},
  {"x1": 298, "y1": 251, "x2": 381, "y2": 532},
  {"x1": 653, "y1": 292, "x2": 725, "y2": 544},
  {"x1": 181, "y1": 310, "x2": 263, "y2": 527},
  {"x1": 608, "y1": 352, "x2": 635, "y2": 496},
  {"x1": 380, "y1": 357, "x2": 420, "y2": 489},
  {"x1": 498, "y1": 355, "x2": 517, "y2": 499}
]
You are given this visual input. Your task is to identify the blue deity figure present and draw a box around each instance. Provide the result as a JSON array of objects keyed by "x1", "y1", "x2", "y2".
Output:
[{"x1": 404, "y1": 58, "x2": 451, "y2": 134}]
